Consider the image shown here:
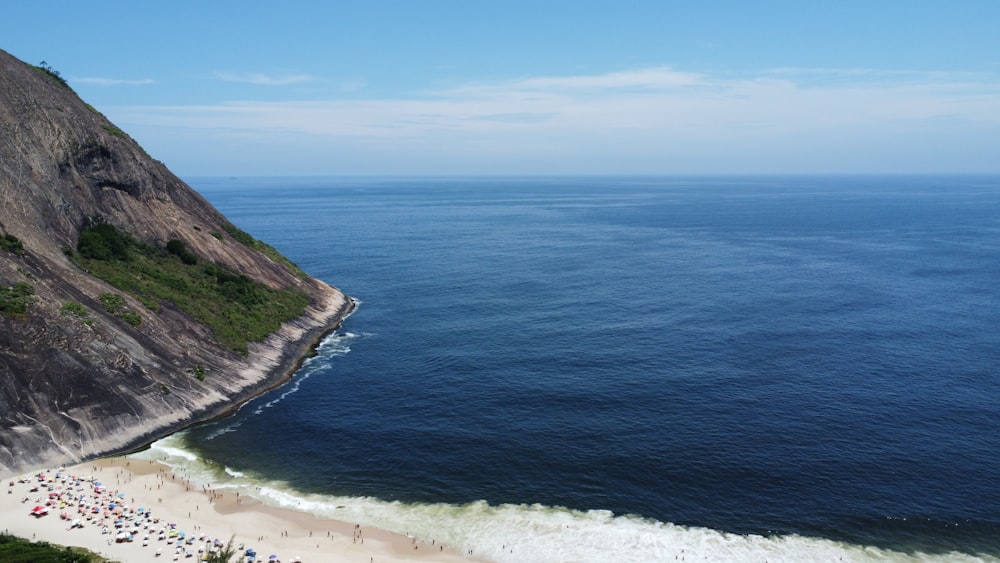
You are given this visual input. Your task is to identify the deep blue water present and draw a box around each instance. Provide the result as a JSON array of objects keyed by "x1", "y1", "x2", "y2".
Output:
[{"x1": 150, "y1": 176, "x2": 1000, "y2": 561}]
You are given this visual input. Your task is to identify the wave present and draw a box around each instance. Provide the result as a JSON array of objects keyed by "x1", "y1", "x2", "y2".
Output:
[
  {"x1": 201, "y1": 331, "x2": 360, "y2": 440},
  {"x1": 131, "y1": 437, "x2": 993, "y2": 563}
]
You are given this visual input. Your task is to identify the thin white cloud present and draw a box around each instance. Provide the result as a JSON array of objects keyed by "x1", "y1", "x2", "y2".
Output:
[
  {"x1": 106, "y1": 66, "x2": 1000, "y2": 172},
  {"x1": 72, "y1": 77, "x2": 154, "y2": 86},
  {"x1": 214, "y1": 72, "x2": 314, "y2": 86},
  {"x1": 440, "y1": 67, "x2": 703, "y2": 98}
]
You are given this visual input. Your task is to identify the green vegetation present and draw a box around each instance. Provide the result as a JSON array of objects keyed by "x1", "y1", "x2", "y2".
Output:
[
  {"x1": 99, "y1": 292, "x2": 142, "y2": 327},
  {"x1": 62, "y1": 301, "x2": 89, "y2": 317},
  {"x1": 203, "y1": 536, "x2": 240, "y2": 563},
  {"x1": 74, "y1": 222, "x2": 309, "y2": 354},
  {"x1": 34, "y1": 61, "x2": 71, "y2": 90},
  {"x1": 0, "y1": 281, "x2": 35, "y2": 316},
  {"x1": 99, "y1": 292, "x2": 126, "y2": 313},
  {"x1": 61, "y1": 301, "x2": 93, "y2": 325},
  {"x1": 102, "y1": 124, "x2": 127, "y2": 139},
  {"x1": 166, "y1": 238, "x2": 198, "y2": 265},
  {"x1": 0, "y1": 533, "x2": 105, "y2": 562},
  {"x1": 120, "y1": 310, "x2": 142, "y2": 326},
  {"x1": 1, "y1": 233, "x2": 26, "y2": 256},
  {"x1": 222, "y1": 224, "x2": 308, "y2": 279},
  {"x1": 78, "y1": 223, "x2": 130, "y2": 261},
  {"x1": 191, "y1": 365, "x2": 207, "y2": 381}
]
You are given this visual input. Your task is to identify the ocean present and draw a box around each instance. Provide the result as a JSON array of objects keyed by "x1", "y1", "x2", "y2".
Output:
[{"x1": 134, "y1": 175, "x2": 1000, "y2": 562}]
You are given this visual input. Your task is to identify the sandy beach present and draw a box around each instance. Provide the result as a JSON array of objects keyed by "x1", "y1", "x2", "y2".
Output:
[{"x1": 1, "y1": 455, "x2": 480, "y2": 563}]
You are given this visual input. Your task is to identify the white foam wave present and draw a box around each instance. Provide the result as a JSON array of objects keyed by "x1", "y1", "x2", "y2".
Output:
[
  {"x1": 131, "y1": 440, "x2": 994, "y2": 563},
  {"x1": 200, "y1": 331, "x2": 361, "y2": 432},
  {"x1": 249, "y1": 331, "x2": 358, "y2": 415},
  {"x1": 144, "y1": 440, "x2": 200, "y2": 462},
  {"x1": 201, "y1": 419, "x2": 245, "y2": 440}
]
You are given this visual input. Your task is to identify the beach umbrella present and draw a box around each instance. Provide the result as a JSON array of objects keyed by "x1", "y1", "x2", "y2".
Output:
[
  {"x1": 269, "y1": 555, "x2": 277, "y2": 560},
  {"x1": 246, "y1": 548, "x2": 256, "y2": 555}
]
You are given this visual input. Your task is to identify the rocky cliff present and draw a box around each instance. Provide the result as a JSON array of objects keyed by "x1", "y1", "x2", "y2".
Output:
[{"x1": 0, "y1": 48, "x2": 352, "y2": 476}]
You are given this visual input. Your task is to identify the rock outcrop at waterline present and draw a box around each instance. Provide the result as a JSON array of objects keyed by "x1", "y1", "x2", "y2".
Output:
[{"x1": 0, "y1": 48, "x2": 352, "y2": 476}]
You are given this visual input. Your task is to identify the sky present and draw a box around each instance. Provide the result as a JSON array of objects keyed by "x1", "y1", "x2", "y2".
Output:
[{"x1": 4, "y1": 0, "x2": 1000, "y2": 176}]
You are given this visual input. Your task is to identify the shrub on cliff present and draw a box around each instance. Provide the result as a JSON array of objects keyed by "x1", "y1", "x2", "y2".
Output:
[
  {"x1": 74, "y1": 223, "x2": 308, "y2": 354},
  {"x1": 0, "y1": 281, "x2": 35, "y2": 316},
  {"x1": 1, "y1": 233, "x2": 25, "y2": 256},
  {"x1": 77, "y1": 222, "x2": 131, "y2": 261}
]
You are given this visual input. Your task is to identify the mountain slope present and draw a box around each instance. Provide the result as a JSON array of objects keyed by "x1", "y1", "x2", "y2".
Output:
[{"x1": 0, "y1": 49, "x2": 352, "y2": 475}]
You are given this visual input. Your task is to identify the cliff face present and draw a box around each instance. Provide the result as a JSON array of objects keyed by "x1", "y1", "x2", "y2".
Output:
[{"x1": 0, "y1": 49, "x2": 352, "y2": 476}]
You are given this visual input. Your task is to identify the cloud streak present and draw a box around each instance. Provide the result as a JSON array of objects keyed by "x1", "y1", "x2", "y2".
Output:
[
  {"x1": 107, "y1": 66, "x2": 1000, "y2": 173},
  {"x1": 214, "y1": 72, "x2": 314, "y2": 86},
  {"x1": 114, "y1": 67, "x2": 1000, "y2": 133},
  {"x1": 73, "y1": 77, "x2": 154, "y2": 86}
]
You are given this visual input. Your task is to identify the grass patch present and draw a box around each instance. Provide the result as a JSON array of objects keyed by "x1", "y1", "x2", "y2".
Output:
[
  {"x1": 99, "y1": 292, "x2": 143, "y2": 327},
  {"x1": 222, "y1": 224, "x2": 308, "y2": 280},
  {"x1": 62, "y1": 301, "x2": 89, "y2": 317},
  {"x1": 0, "y1": 532, "x2": 105, "y2": 562},
  {"x1": 61, "y1": 301, "x2": 95, "y2": 326},
  {"x1": 0, "y1": 282, "x2": 35, "y2": 316},
  {"x1": 102, "y1": 124, "x2": 127, "y2": 139},
  {"x1": 75, "y1": 222, "x2": 309, "y2": 354},
  {"x1": 33, "y1": 61, "x2": 71, "y2": 90}
]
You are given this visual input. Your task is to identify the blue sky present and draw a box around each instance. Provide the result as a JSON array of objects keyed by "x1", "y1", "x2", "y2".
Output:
[{"x1": 5, "y1": 1, "x2": 1000, "y2": 175}]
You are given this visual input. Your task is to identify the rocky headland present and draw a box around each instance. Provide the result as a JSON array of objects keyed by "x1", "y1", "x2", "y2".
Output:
[{"x1": 0, "y1": 48, "x2": 353, "y2": 476}]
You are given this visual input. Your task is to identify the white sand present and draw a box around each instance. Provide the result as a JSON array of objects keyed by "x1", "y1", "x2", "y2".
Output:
[{"x1": 1, "y1": 456, "x2": 481, "y2": 563}]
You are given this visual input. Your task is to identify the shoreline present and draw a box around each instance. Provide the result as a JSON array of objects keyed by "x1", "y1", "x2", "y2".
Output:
[
  {"x1": 0, "y1": 294, "x2": 489, "y2": 562},
  {"x1": 64, "y1": 292, "x2": 359, "y2": 474},
  {"x1": 136, "y1": 295, "x2": 360, "y2": 446},
  {"x1": 1, "y1": 454, "x2": 482, "y2": 562}
]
